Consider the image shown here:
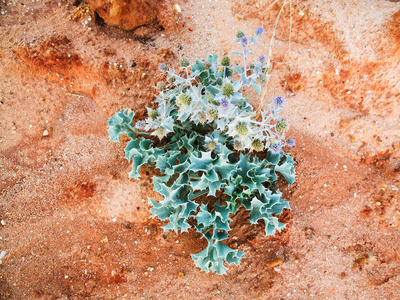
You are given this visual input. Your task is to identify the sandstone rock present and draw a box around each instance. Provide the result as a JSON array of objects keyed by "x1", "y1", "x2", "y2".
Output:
[{"x1": 88, "y1": 0, "x2": 158, "y2": 30}]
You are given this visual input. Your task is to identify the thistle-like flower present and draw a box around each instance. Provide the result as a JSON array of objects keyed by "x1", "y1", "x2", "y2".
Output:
[
  {"x1": 236, "y1": 30, "x2": 245, "y2": 38},
  {"x1": 255, "y1": 26, "x2": 265, "y2": 36},
  {"x1": 251, "y1": 139, "x2": 264, "y2": 151},
  {"x1": 206, "y1": 108, "x2": 218, "y2": 121},
  {"x1": 149, "y1": 109, "x2": 159, "y2": 120},
  {"x1": 286, "y1": 138, "x2": 296, "y2": 147},
  {"x1": 220, "y1": 98, "x2": 229, "y2": 109},
  {"x1": 135, "y1": 121, "x2": 146, "y2": 130},
  {"x1": 257, "y1": 74, "x2": 267, "y2": 84},
  {"x1": 222, "y1": 83, "x2": 234, "y2": 97},
  {"x1": 156, "y1": 81, "x2": 166, "y2": 91},
  {"x1": 167, "y1": 76, "x2": 176, "y2": 84},
  {"x1": 197, "y1": 111, "x2": 207, "y2": 124},
  {"x1": 269, "y1": 142, "x2": 281, "y2": 154},
  {"x1": 276, "y1": 118, "x2": 288, "y2": 132},
  {"x1": 239, "y1": 36, "x2": 248, "y2": 47},
  {"x1": 221, "y1": 56, "x2": 230, "y2": 66},
  {"x1": 159, "y1": 63, "x2": 168, "y2": 72},
  {"x1": 154, "y1": 127, "x2": 166, "y2": 139},
  {"x1": 233, "y1": 139, "x2": 243, "y2": 150},
  {"x1": 180, "y1": 57, "x2": 190, "y2": 68},
  {"x1": 236, "y1": 122, "x2": 248, "y2": 136},
  {"x1": 207, "y1": 141, "x2": 217, "y2": 151},
  {"x1": 258, "y1": 55, "x2": 266, "y2": 63},
  {"x1": 273, "y1": 96, "x2": 285, "y2": 108},
  {"x1": 177, "y1": 93, "x2": 192, "y2": 107}
]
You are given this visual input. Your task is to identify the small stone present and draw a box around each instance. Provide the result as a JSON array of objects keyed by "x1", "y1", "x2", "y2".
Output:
[
  {"x1": 173, "y1": 4, "x2": 181, "y2": 13},
  {"x1": 265, "y1": 258, "x2": 283, "y2": 268},
  {"x1": 0, "y1": 220, "x2": 5, "y2": 226},
  {"x1": 177, "y1": 271, "x2": 184, "y2": 279},
  {"x1": 42, "y1": 130, "x2": 49, "y2": 137}
]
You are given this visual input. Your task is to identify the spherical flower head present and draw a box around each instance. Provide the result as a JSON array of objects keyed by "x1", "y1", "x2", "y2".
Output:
[
  {"x1": 258, "y1": 55, "x2": 266, "y2": 63},
  {"x1": 167, "y1": 76, "x2": 176, "y2": 84},
  {"x1": 156, "y1": 81, "x2": 166, "y2": 91},
  {"x1": 180, "y1": 57, "x2": 190, "y2": 68},
  {"x1": 149, "y1": 109, "x2": 159, "y2": 120},
  {"x1": 236, "y1": 30, "x2": 245, "y2": 39},
  {"x1": 197, "y1": 111, "x2": 207, "y2": 124},
  {"x1": 276, "y1": 118, "x2": 288, "y2": 132},
  {"x1": 286, "y1": 138, "x2": 296, "y2": 147},
  {"x1": 222, "y1": 83, "x2": 234, "y2": 97},
  {"x1": 236, "y1": 122, "x2": 248, "y2": 136},
  {"x1": 207, "y1": 141, "x2": 216, "y2": 151},
  {"x1": 206, "y1": 108, "x2": 218, "y2": 121},
  {"x1": 159, "y1": 63, "x2": 168, "y2": 72},
  {"x1": 221, "y1": 56, "x2": 230, "y2": 66},
  {"x1": 255, "y1": 26, "x2": 265, "y2": 36},
  {"x1": 220, "y1": 98, "x2": 229, "y2": 109},
  {"x1": 177, "y1": 93, "x2": 191, "y2": 107},
  {"x1": 203, "y1": 61, "x2": 211, "y2": 70},
  {"x1": 233, "y1": 140, "x2": 243, "y2": 150},
  {"x1": 240, "y1": 36, "x2": 248, "y2": 47},
  {"x1": 257, "y1": 74, "x2": 267, "y2": 84},
  {"x1": 135, "y1": 120, "x2": 146, "y2": 130},
  {"x1": 273, "y1": 96, "x2": 285, "y2": 108},
  {"x1": 269, "y1": 142, "x2": 282, "y2": 154},
  {"x1": 251, "y1": 139, "x2": 264, "y2": 152},
  {"x1": 155, "y1": 127, "x2": 166, "y2": 139}
]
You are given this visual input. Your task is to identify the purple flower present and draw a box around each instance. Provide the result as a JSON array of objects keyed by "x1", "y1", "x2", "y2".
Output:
[
  {"x1": 258, "y1": 55, "x2": 266, "y2": 63},
  {"x1": 286, "y1": 138, "x2": 296, "y2": 147},
  {"x1": 220, "y1": 98, "x2": 229, "y2": 108},
  {"x1": 240, "y1": 36, "x2": 248, "y2": 47},
  {"x1": 255, "y1": 26, "x2": 265, "y2": 36},
  {"x1": 269, "y1": 142, "x2": 282, "y2": 154},
  {"x1": 135, "y1": 121, "x2": 146, "y2": 130},
  {"x1": 273, "y1": 96, "x2": 285, "y2": 108},
  {"x1": 159, "y1": 63, "x2": 168, "y2": 72}
]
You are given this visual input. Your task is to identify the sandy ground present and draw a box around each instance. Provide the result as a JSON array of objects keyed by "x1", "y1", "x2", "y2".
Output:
[{"x1": 1, "y1": 0, "x2": 400, "y2": 299}]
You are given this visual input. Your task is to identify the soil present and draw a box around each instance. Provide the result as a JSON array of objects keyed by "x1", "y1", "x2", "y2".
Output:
[{"x1": 1, "y1": 0, "x2": 400, "y2": 299}]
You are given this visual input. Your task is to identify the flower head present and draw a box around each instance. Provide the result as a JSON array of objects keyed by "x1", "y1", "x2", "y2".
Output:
[
  {"x1": 255, "y1": 26, "x2": 265, "y2": 36},
  {"x1": 206, "y1": 109, "x2": 218, "y2": 121},
  {"x1": 269, "y1": 142, "x2": 282, "y2": 154},
  {"x1": 135, "y1": 121, "x2": 146, "y2": 130},
  {"x1": 236, "y1": 30, "x2": 245, "y2": 39},
  {"x1": 159, "y1": 63, "x2": 168, "y2": 72},
  {"x1": 251, "y1": 139, "x2": 264, "y2": 151},
  {"x1": 240, "y1": 36, "x2": 248, "y2": 47},
  {"x1": 156, "y1": 81, "x2": 166, "y2": 91},
  {"x1": 220, "y1": 98, "x2": 229, "y2": 109},
  {"x1": 273, "y1": 96, "x2": 285, "y2": 108},
  {"x1": 207, "y1": 141, "x2": 217, "y2": 151},
  {"x1": 236, "y1": 122, "x2": 248, "y2": 136},
  {"x1": 276, "y1": 118, "x2": 288, "y2": 132},
  {"x1": 180, "y1": 57, "x2": 190, "y2": 68},
  {"x1": 167, "y1": 76, "x2": 176, "y2": 84},
  {"x1": 286, "y1": 138, "x2": 296, "y2": 147},
  {"x1": 149, "y1": 109, "x2": 159, "y2": 120},
  {"x1": 221, "y1": 56, "x2": 230, "y2": 66},
  {"x1": 233, "y1": 140, "x2": 243, "y2": 150},
  {"x1": 154, "y1": 127, "x2": 166, "y2": 139},
  {"x1": 258, "y1": 55, "x2": 266, "y2": 63},
  {"x1": 197, "y1": 111, "x2": 207, "y2": 124},
  {"x1": 222, "y1": 83, "x2": 234, "y2": 97},
  {"x1": 177, "y1": 93, "x2": 191, "y2": 107}
]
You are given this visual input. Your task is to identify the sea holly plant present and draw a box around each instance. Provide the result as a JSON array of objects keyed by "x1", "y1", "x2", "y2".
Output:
[{"x1": 108, "y1": 27, "x2": 296, "y2": 275}]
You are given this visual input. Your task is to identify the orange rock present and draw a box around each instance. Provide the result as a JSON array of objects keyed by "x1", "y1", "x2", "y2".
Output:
[{"x1": 88, "y1": 0, "x2": 158, "y2": 30}]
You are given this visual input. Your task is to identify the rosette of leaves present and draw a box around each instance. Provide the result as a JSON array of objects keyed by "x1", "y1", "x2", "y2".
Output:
[{"x1": 108, "y1": 28, "x2": 296, "y2": 275}]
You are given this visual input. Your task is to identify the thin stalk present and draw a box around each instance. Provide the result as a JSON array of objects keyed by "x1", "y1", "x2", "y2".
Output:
[{"x1": 190, "y1": 190, "x2": 208, "y2": 201}]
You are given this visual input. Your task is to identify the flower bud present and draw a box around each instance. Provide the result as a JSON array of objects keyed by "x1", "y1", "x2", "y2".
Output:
[
  {"x1": 276, "y1": 118, "x2": 288, "y2": 132},
  {"x1": 233, "y1": 140, "x2": 243, "y2": 150},
  {"x1": 273, "y1": 96, "x2": 285, "y2": 108},
  {"x1": 156, "y1": 81, "x2": 166, "y2": 91},
  {"x1": 269, "y1": 142, "x2": 281, "y2": 154},
  {"x1": 286, "y1": 138, "x2": 296, "y2": 147},
  {"x1": 251, "y1": 139, "x2": 264, "y2": 151},
  {"x1": 167, "y1": 76, "x2": 176, "y2": 84},
  {"x1": 222, "y1": 83, "x2": 234, "y2": 97},
  {"x1": 206, "y1": 109, "x2": 218, "y2": 121},
  {"x1": 207, "y1": 141, "x2": 216, "y2": 151},
  {"x1": 236, "y1": 30, "x2": 245, "y2": 39},
  {"x1": 221, "y1": 56, "x2": 230, "y2": 66},
  {"x1": 236, "y1": 122, "x2": 248, "y2": 136},
  {"x1": 255, "y1": 26, "x2": 265, "y2": 36},
  {"x1": 149, "y1": 109, "x2": 159, "y2": 120},
  {"x1": 177, "y1": 93, "x2": 191, "y2": 107},
  {"x1": 155, "y1": 127, "x2": 166, "y2": 139},
  {"x1": 180, "y1": 57, "x2": 190, "y2": 67},
  {"x1": 197, "y1": 111, "x2": 207, "y2": 124},
  {"x1": 159, "y1": 64, "x2": 168, "y2": 72}
]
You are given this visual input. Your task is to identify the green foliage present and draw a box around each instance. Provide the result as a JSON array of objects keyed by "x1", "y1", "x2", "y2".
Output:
[{"x1": 108, "y1": 28, "x2": 296, "y2": 275}]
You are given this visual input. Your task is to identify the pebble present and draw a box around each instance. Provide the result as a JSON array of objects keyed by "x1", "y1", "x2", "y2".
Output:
[
  {"x1": 43, "y1": 130, "x2": 49, "y2": 137},
  {"x1": 0, "y1": 220, "x2": 5, "y2": 226}
]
